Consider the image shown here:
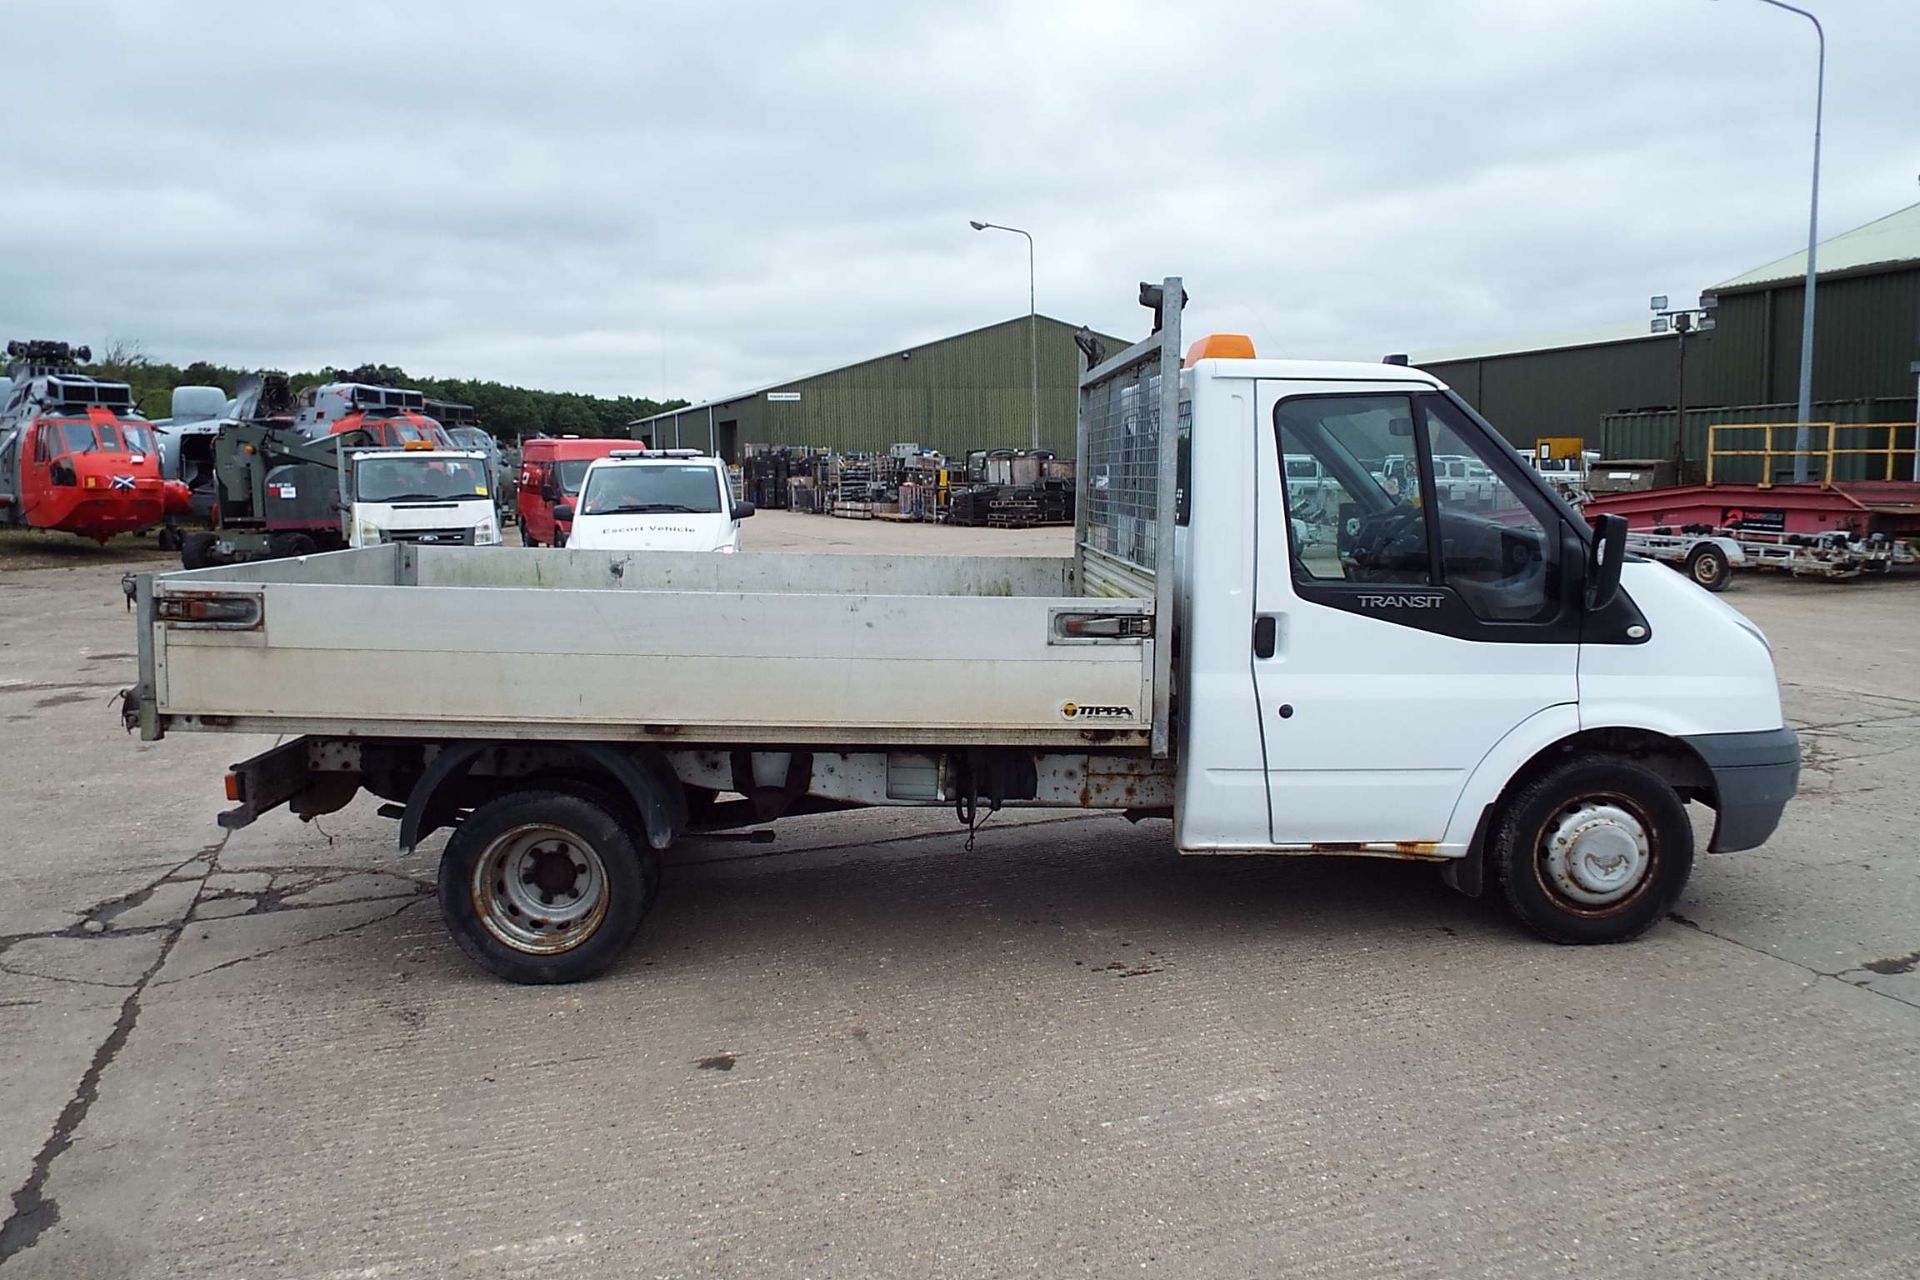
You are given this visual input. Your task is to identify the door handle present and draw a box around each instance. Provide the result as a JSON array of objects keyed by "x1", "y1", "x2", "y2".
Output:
[{"x1": 1252, "y1": 615, "x2": 1276, "y2": 659}]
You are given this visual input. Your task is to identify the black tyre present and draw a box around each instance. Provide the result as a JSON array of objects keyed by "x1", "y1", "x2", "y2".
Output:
[
  {"x1": 521, "y1": 529, "x2": 539, "y2": 547},
  {"x1": 269, "y1": 531, "x2": 320, "y2": 559},
  {"x1": 155, "y1": 524, "x2": 182, "y2": 552},
  {"x1": 1490, "y1": 755, "x2": 1694, "y2": 945},
  {"x1": 1684, "y1": 543, "x2": 1732, "y2": 592},
  {"x1": 180, "y1": 531, "x2": 218, "y2": 570},
  {"x1": 437, "y1": 788, "x2": 657, "y2": 983}
]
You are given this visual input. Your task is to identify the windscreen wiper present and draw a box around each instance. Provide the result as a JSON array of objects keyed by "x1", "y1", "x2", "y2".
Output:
[{"x1": 599, "y1": 503, "x2": 701, "y2": 514}]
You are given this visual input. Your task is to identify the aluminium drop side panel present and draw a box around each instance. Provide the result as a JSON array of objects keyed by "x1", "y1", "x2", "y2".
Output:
[{"x1": 150, "y1": 579, "x2": 1153, "y2": 745}]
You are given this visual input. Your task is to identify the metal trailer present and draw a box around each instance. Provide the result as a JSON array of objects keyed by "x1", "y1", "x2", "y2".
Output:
[{"x1": 1625, "y1": 525, "x2": 1910, "y2": 591}]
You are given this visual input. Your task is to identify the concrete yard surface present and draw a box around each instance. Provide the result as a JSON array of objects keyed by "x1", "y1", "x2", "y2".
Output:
[{"x1": 1, "y1": 523, "x2": 1917, "y2": 1278}]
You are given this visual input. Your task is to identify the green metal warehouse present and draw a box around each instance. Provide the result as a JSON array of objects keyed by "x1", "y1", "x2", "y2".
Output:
[
  {"x1": 629, "y1": 315, "x2": 1124, "y2": 462},
  {"x1": 1414, "y1": 201, "x2": 1920, "y2": 461}
]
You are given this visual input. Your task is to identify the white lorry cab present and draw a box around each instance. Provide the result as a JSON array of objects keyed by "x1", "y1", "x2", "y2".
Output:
[
  {"x1": 125, "y1": 279, "x2": 1798, "y2": 984},
  {"x1": 344, "y1": 447, "x2": 501, "y2": 548},
  {"x1": 560, "y1": 450, "x2": 753, "y2": 553}
]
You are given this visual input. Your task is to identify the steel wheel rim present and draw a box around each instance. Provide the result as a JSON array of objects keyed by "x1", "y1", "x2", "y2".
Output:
[
  {"x1": 1694, "y1": 552, "x2": 1722, "y2": 583},
  {"x1": 1535, "y1": 794, "x2": 1656, "y2": 914},
  {"x1": 471, "y1": 823, "x2": 610, "y2": 954}
]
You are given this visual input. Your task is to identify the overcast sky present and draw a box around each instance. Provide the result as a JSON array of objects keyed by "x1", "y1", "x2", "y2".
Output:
[{"x1": 3, "y1": 0, "x2": 1914, "y2": 401}]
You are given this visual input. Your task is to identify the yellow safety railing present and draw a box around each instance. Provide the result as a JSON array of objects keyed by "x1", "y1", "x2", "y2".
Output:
[{"x1": 1706, "y1": 422, "x2": 1919, "y2": 489}]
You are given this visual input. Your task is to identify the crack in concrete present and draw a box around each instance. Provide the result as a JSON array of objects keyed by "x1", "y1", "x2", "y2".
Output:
[
  {"x1": 1846, "y1": 948, "x2": 1920, "y2": 978},
  {"x1": 0, "y1": 861, "x2": 427, "y2": 961},
  {"x1": 0, "y1": 831, "x2": 231, "y2": 1263},
  {"x1": 0, "y1": 849, "x2": 212, "y2": 962},
  {"x1": 1668, "y1": 912, "x2": 1920, "y2": 1013},
  {"x1": 0, "y1": 963, "x2": 141, "y2": 992},
  {"x1": 159, "y1": 898, "x2": 425, "y2": 987}
]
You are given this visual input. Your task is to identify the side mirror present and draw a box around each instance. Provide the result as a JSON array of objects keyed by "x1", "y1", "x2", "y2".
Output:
[
  {"x1": 553, "y1": 503, "x2": 575, "y2": 522},
  {"x1": 731, "y1": 500, "x2": 756, "y2": 521},
  {"x1": 1586, "y1": 513, "x2": 1628, "y2": 611}
]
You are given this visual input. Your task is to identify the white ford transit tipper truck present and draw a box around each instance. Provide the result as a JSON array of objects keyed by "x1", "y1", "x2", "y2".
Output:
[{"x1": 123, "y1": 280, "x2": 1798, "y2": 983}]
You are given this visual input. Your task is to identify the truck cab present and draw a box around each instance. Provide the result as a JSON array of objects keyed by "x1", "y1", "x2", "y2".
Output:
[
  {"x1": 562, "y1": 450, "x2": 753, "y2": 553},
  {"x1": 343, "y1": 447, "x2": 501, "y2": 547},
  {"x1": 517, "y1": 437, "x2": 627, "y2": 546},
  {"x1": 1175, "y1": 337, "x2": 1793, "y2": 922}
]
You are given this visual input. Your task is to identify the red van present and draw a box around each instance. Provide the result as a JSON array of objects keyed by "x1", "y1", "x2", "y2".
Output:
[{"x1": 517, "y1": 437, "x2": 629, "y2": 546}]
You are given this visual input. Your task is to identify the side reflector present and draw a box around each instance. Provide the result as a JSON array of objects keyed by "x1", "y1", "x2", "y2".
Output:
[
  {"x1": 1184, "y1": 333, "x2": 1256, "y2": 367},
  {"x1": 224, "y1": 774, "x2": 242, "y2": 801}
]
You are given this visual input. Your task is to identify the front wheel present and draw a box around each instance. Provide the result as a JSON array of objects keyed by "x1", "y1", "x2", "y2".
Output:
[
  {"x1": 1490, "y1": 755, "x2": 1694, "y2": 944},
  {"x1": 180, "y1": 531, "x2": 218, "y2": 570},
  {"x1": 437, "y1": 789, "x2": 657, "y2": 983}
]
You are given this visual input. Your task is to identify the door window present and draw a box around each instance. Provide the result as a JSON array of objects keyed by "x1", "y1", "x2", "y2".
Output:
[
  {"x1": 1422, "y1": 398, "x2": 1559, "y2": 622},
  {"x1": 1273, "y1": 395, "x2": 1430, "y2": 584}
]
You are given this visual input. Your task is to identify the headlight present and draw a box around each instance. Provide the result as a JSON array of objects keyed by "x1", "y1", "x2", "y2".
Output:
[{"x1": 357, "y1": 522, "x2": 382, "y2": 543}]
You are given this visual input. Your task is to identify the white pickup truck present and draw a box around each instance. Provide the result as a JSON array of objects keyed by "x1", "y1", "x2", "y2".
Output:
[{"x1": 124, "y1": 279, "x2": 1799, "y2": 983}]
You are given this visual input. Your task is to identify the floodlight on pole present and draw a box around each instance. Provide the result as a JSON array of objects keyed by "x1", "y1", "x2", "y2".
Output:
[{"x1": 969, "y1": 219, "x2": 1040, "y2": 452}]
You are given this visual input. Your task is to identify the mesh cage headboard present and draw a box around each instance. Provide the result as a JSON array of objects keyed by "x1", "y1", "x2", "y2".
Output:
[{"x1": 1074, "y1": 277, "x2": 1183, "y2": 755}]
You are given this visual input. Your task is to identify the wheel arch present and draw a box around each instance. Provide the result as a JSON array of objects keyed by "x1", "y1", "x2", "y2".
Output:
[
  {"x1": 398, "y1": 740, "x2": 686, "y2": 853},
  {"x1": 1499, "y1": 727, "x2": 1715, "y2": 809},
  {"x1": 1441, "y1": 711, "x2": 1715, "y2": 898}
]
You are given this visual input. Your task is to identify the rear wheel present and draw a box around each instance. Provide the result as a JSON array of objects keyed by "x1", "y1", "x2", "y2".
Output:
[
  {"x1": 1490, "y1": 755, "x2": 1693, "y2": 944},
  {"x1": 437, "y1": 789, "x2": 657, "y2": 983},
  {"x1": 1684, "y1": 543, "x2": 1732, "y2": 592}
]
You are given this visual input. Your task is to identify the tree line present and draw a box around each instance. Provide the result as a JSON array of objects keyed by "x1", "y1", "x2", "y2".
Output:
[{"x1": 89, "y1": 342, "x2": 684, "y2": 442}]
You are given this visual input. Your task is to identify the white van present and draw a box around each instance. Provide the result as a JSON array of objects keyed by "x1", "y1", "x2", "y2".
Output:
[{"x1": 560, "y1": 450, "x2": 753, "y2": 553}]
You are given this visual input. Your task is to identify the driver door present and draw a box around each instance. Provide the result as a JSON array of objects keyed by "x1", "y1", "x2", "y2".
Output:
[{"x1": 1250, "y1": 383, "x2": 1579, "y2": 845}]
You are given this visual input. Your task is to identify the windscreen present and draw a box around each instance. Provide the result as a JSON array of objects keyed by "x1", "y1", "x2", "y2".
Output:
[
  {"x1": 355, "y1": 457, "x2": 491, "y2": 503},
  {"x1": 578, "y1": 464, "x2": 724, "y2": 515},
  {"x1": 57, "y1": 422, "x2": 104, "y2": 453},
  {"x1": 554, "y1": 459, "x2": 595, "y2": 494}
]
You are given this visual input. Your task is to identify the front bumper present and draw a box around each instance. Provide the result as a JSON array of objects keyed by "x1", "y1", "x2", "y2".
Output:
[{"x1": 1684, "y1": 727, "x2": 1801, "y2": 853}]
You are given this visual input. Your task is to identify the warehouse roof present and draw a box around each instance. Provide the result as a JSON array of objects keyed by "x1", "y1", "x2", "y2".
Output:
[
  {"x1": 1410, "y1": 321, "x2": 1667, "y2": 366},
  {"x1": 1710, "y1": 200, "x2": 1920, "y2": 292},
  {"x1": 629, "y1": 313, "x2": 1105, "y2": 428}
]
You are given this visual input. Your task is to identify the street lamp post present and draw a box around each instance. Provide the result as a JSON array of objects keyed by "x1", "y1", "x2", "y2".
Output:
[
  {"x1": 970, "y1": 220, "x2": 1039, "y2": 452},
  {"x1": 1743, "y1": 0, "x2": 1825, "y2": 481}
]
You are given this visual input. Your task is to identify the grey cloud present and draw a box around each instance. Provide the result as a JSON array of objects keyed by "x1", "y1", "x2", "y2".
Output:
[{"x1": 3, "y1": 0, "x2": 1913, "y2": 400}]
